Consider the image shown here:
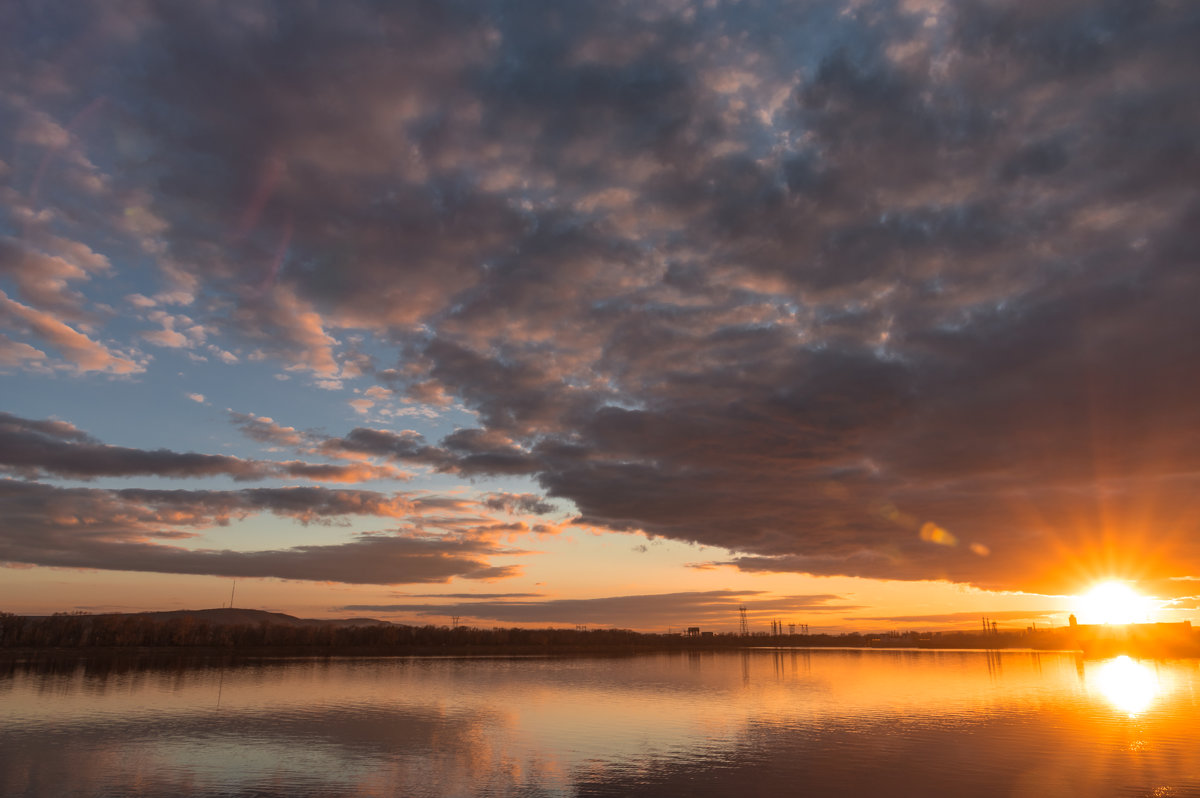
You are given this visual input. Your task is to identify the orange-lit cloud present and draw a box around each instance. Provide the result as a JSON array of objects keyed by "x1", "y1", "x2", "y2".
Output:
[{"x1": 0, "y1": 479, "x2": 532, "y2": 584}]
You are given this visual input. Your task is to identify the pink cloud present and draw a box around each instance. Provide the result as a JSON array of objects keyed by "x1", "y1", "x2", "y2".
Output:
[
  {"x1": 0, "y1": 290, "x2": 142, "y2": 374},
  {"x1": 0, "y1": 335, "x2": 47, "y2": 368}
]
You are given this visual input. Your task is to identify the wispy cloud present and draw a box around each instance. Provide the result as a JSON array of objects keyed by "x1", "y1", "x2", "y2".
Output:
[
  {"x1": 0, "y1": 411, "x2": 401, "y2": 482},
  {"x1": 342, "y1": 590, "x2": 858, "y2": 628},
  {"x1": 0, "y1": 479, "x2": 528, "y2": 584}
]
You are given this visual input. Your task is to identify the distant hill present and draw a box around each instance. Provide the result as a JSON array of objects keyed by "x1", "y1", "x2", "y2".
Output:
[{"x1": 128, "y1": 608, "x2": 393, "y2": 628}]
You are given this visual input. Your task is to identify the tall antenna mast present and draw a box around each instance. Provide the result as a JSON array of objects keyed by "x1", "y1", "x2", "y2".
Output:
[{"x1": 229, "y1": 581, "x2": 236, "y2": 609}]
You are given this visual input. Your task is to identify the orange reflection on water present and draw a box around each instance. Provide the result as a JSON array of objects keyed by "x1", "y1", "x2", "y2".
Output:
[{"x1": 1093, "y1": 656, "x2": 1159, "y2": 715}]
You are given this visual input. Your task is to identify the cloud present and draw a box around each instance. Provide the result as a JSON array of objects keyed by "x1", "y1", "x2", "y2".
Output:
[
  {"x1": 341, "y1": 590, "x2": 857, "y2": 628},
  {"x1": 1, "y1": 481, "x2": 419, "y2": 527},
  {"x1": 4, "y1": 1, "x2": 1200, "y2": 595},
  {"x1": 0, "y1": 479, "x2": 535, "y2": 534},
  {"x1": 235, "y1": 287, "x2": 339, "y2": 375},
  {"x1": 0, "y1": 334, "x2": 47, "y2": 368},
  {"x1": 394, "y1": 592, "x2": 547, "y2": 600},
  {"x1": 853, "y1": 610, "x2": 1064, "y2": 626},
  {"x1": 274, "y1": 460, "x2": 403, "y2": 483},
  {"x1": 315, "y1": 426, "x2": 539, "y2": 477},
  {"x1": 141, "y1": 310, "x2": 207, "y2": 349},
  {"x1": 482, "y1": 492, "x2": 557, "y2": 516},
  {"x1": 0, "y1": 479, "x2": 525, "y2": 584},
  {"x1": 319, "y1": 427, "x2": 436, "y2": 461},
  {"x1": 228, "y1": 410, "x2": 304, "y2": 447},
  {"x1": 0, "y1": 411, "x2": 399, "y2": 482},
  {"x1": 0, "y1": 235, "x2": 110, "y2": 321},
  {"x1": 0, "y1": 290, "x2": 142, "y2": 374}
]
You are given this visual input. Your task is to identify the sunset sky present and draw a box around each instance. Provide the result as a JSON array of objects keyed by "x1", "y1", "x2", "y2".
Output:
[{"x1": 2, "y1": 0, "x2": 1198, "y2": 632}]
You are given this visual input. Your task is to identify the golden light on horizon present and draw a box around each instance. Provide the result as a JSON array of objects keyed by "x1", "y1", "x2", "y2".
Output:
[
  {"x1": 1074, "y1": 581, "x2": 1159, "y2": 625},
  {"x1": 1093, "y1": 656, "x2": 1159, "y2": 716}
]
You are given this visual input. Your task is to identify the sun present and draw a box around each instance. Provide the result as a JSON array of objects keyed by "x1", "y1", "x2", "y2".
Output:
[{"x1": 1074, "y1": 581, "x2": 1157, "y2": 625}]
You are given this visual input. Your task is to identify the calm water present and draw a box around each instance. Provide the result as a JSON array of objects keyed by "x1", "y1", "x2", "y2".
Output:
[{"x1": 2, "y1": 649, "x2": 1198, "y2": 797}]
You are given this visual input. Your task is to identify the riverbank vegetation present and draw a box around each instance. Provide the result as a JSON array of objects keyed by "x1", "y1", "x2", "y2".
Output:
[{"x1": 2, "y1": 609, "x2": 1195, "y2": 658}]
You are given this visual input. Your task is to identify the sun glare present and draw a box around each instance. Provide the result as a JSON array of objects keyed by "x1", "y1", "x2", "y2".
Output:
[
  {"x1": 1074, "y1": 581, "x2": 1157, "y2": 625},
  {"x1": 1093, "y1": 656, "x2": 1159, "y2": 715}
]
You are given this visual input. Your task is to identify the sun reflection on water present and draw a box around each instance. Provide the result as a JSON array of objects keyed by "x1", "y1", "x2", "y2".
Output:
[{"x1": 1092, "y1": 656, "x2": 1159, "y2": 715}]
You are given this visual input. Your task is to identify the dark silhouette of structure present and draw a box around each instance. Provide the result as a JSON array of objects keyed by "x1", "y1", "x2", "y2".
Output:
[{"x1": 4, "y1": 608, "x2": 1194, "y2": 658}]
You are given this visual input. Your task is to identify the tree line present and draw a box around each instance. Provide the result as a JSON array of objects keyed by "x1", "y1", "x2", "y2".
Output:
[{"x1": 0, "y1": 611, "x2": 1076, "y2": 653}]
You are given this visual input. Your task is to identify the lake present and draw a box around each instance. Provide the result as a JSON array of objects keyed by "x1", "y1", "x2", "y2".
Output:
[{"x1": 2, "y1": 649, "x2": 1198, "y2": 797}]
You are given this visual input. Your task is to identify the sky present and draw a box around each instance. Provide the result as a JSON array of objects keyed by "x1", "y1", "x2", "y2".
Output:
[{"x1": 2, "y1": 0, "x2": 1198, "y2": 633}]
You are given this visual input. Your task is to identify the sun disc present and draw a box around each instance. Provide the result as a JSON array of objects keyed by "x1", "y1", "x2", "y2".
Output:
[{"x1": 1074, "y1": 581, "x2": 1155, "y2": 625}]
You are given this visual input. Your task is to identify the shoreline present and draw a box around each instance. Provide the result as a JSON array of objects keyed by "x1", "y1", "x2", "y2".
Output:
[
  {"x1": 6, "y1": 642, "x2": 1197, "y2": 663},
  {"x1": 4, "y1": 609, "x2": 1195, "y2": 661}
]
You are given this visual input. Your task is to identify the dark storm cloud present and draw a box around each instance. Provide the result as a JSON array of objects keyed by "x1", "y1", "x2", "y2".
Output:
[
  {"x1": 341, "y1": 589, "x2": 856, "y2": 627},
  {"x1": 0, "y1": 479, "x2": 522, "y2": 584},
  {"x1": 0, "y1": 411, "x2": 399, "y2": 482},
  {"x1": 6, "y1": 1, "x2": 1200, "y2": 592}
]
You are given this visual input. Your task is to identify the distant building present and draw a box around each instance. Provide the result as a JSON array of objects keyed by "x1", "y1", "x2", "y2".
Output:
[
  {"x1": 1068, "y1": 619, "x2": 1197, "y2": 657},
  {"x1": 685, "y1": 626, "x2": 701, "y2": 637}
]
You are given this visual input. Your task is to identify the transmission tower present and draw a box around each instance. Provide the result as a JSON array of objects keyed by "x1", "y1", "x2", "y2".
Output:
[{"x1": 739, "y1": 606, "x2": 749, "y2": 636}]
